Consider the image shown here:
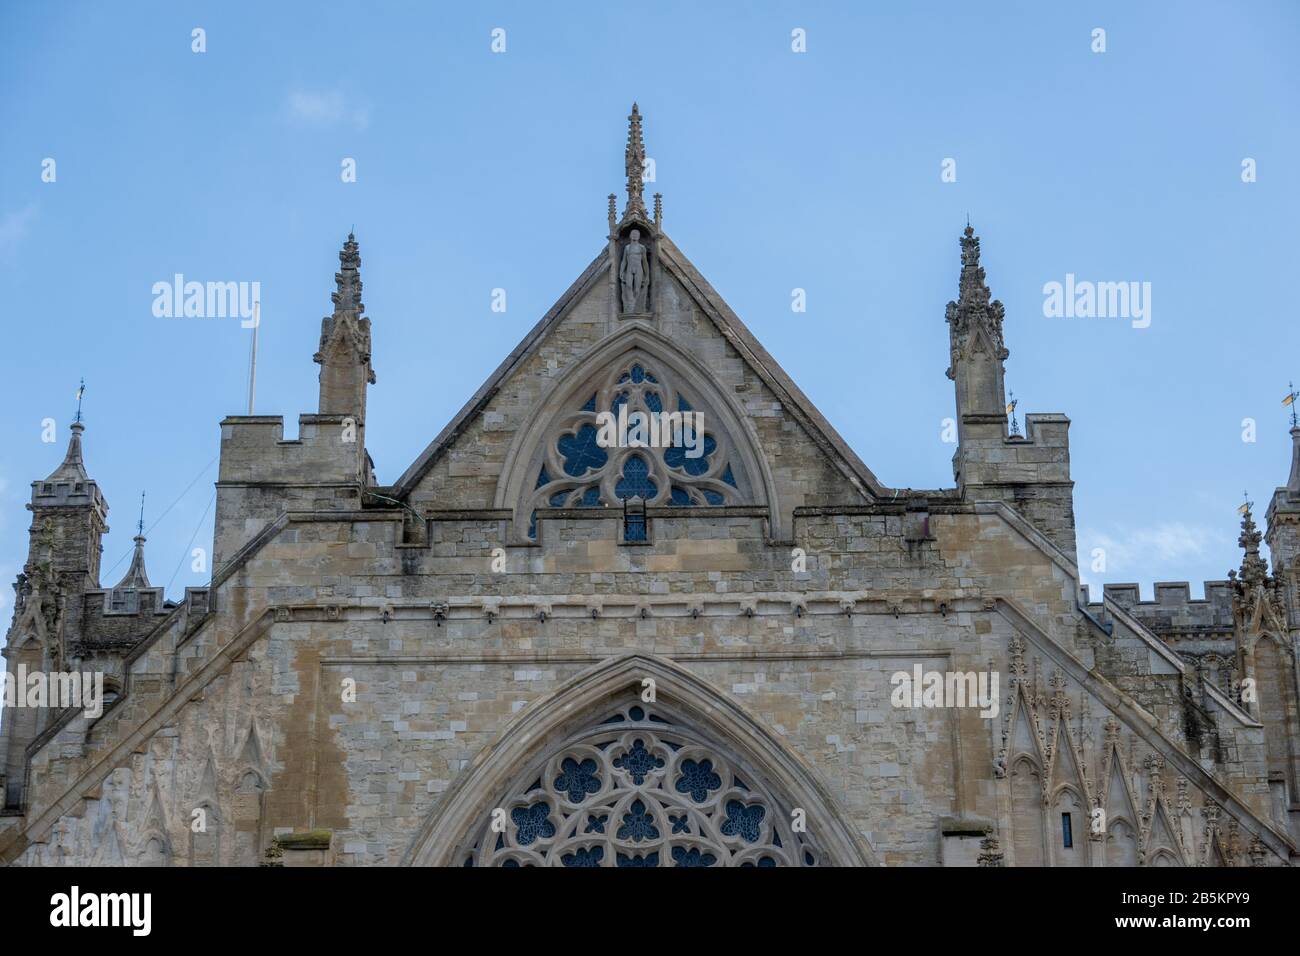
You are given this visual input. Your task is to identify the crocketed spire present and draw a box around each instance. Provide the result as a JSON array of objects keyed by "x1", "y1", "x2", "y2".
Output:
[
  {"x1": 1235, "y1": 503, "x2": 1270, "y2": 588},
  {"x1": 957, "y1": 224, "x2": 992, "y2": 311},
  {"x1": 622, "y1": 103, "x2": 648, "y2": 223},
  {"x1": 945, "y1": 223, "x2": 1009, "y2": 385},
  {"x1": 315, "y1": 231, "x2": 375, "y2": 417},
  {"x1": 331, "y1": 232, "x2": 364, "y2": 316}
]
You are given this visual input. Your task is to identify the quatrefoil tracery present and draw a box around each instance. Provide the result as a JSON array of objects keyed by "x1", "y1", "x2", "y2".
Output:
[{"x1": 526, "y1": 359, "x2": 745, "y2": 537}]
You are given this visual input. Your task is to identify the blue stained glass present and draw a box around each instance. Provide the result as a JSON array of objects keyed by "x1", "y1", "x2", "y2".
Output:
[
  {"x1": 612, "y1": 739, "x2": 664, "y2": 785},
  {"x1": 617, "y1": 799, "x2": 660, "y2": 843},
  {"x1": 628, "y1": 706, "x2": 644, "y2": 720},
  {"x1": 624, "y1": 514, "x2": 647, "y2": 542},
  {"x1": 617, "y1": 852, "x2": 660, "y2": 867},
  {"x1": 645, "y1": 391, "x2": 662, "y2": 413},
  {"x1": 581, "y1": 486, "x2": 601, "y2": 506},
  {"x1": 670, "y1": 486, "x2": 694, "y2": 506},
  {"x1": 553, "y1": 757, "x2": 602, "y2": 803},
  {"x1": 528, "y1": 510, "x2": 538, "y2": 539},
  {"x1": 615, "y1": 456, "x2": 657, "y2": 500},
  {"x1": 702, "y1": 490, "x2": 724, "y2": 505},
  {"x1": 580, "y1": 393, "x2": 597, "y2": 412},
  {"x1": 740, "y1": 857, "x2": 777, "y2": 868},
  {"x1": 722, "y1": 465, "x2": 737, "y2": 488},
  {"x1": 631, "y1": 365, "x2": 646, "y2": 383},
  {"x1": 502, "y1": 859, "x2": 519, "y2": 867},
  {"x1": 675, "y1": 759, "x2": 722, "y2": 803},
  {"x1": 677, "y1": 395, "x2": 692, "y2": 412},
  {"x1": 511, "y1": 802, "x2": 556, "y2": 846},
  {"x1": 720, "y1": 800, "x2": 766, "y2": 843},
  {"x1": 557, "y1": 424, "x2": 609, "y2": 477},
  {"x1": 671, "y1": 846, "x2": 716, "y2": 868},
  {"x1": 664, "y1": 435, "x2": 716, "y2": 475},
  {"x1": 535, "y1": 467, "x2": 551, "y2": 489},
  {"x1": 669, "y1": 814, "x2": 690, "y2": 834},
  {"x1": 611, "y1": 391, "x2": 629, "y2": 414},
  {"x1": 562, "y1": 846, "x2": 605, "y2": 867},
  {"x1": 584, "y1": 814, "x2": 608, "y2": 834},
  {"x1": 549, "y1": 491, "x2": 569, "y2": 506}
]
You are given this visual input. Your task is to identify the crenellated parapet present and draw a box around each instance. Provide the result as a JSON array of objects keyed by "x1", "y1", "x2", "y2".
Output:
[{"x1": 213, "y1": 413, "x2": 373, "y2": 570}]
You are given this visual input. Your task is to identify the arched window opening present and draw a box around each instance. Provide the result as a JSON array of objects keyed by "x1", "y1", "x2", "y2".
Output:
[
  {"x1": 525, "y1": 358, "x2": 746, "y2": 541},
  {"x1": 459, "y1": 698, "x2": 821, "y2": 867}
]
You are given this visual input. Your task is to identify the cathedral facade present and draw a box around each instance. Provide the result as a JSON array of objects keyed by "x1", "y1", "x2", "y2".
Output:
[{"x1": 1, "y1": 108, "x2": 1297, "y2": 867}]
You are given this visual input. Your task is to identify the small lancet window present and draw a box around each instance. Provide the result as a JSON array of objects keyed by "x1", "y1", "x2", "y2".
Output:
[{"x1": 1061, "y1": 813, "x2": 1073, "y2": 849}]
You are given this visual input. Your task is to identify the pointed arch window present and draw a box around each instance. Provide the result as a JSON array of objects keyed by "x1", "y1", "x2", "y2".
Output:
[
  {"x1": 459, "y1": 698, "x2": 821, "y2": 867},
  {"x1": 525, "y1": 358, "x2": 745, "y2": 539}
]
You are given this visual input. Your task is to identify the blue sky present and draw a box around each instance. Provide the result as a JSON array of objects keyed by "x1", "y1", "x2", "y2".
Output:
[{"x1": 1, "y1": 1, "x2": 1297, "y2": 614}]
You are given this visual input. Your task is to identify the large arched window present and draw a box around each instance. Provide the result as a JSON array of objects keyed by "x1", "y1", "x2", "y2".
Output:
[
  {"x1": 522, "y1": 355, "x2": 752, "y2": 539},
  {"x1": 459, "y1": 697, "x2": 822, "y2": 867}
]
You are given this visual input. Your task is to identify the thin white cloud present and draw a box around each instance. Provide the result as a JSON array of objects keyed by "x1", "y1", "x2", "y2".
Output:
[
  {"x1": 0, "y1": 203, "x2": 37, "y2": 257},
  {"x1": 1078, "y1": 522, "x2": 1232, "y2": 593},
  {"x1": 286, "y1": 90, "x2": 370, "y2": 130}
]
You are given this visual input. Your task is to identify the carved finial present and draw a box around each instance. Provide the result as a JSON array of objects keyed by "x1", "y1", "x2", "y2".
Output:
[
  {"x1": 945, "y1": 222, "x2": 1008, "y2": 384},
  {"x1": 653, "y1": 192, "x2": 662, "y2": 228},
  {"x1": 957, "y1": 223, "x2": 991, "y2": 311},
  {"x1": 332, "y1": 232, "x2": 363, "y2": 316},
  {"x1": 623, "y1": 103, "x2": 648, "y2": 221},
  {"x1": 607, "y1": 193, "x2": 617, "y2": 233},
  {"x1": 1235, "y1": 497, "x2": 1269, "y2": 587}
]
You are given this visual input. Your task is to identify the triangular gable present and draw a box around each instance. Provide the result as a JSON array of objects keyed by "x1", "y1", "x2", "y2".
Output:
[{"x1": 388, "y1": 235, "x2": 892, "y2": 503}]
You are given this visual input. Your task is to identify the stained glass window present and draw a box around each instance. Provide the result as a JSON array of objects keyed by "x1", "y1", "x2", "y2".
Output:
[
  {"x1": 525, "y1": 357, "x2": 746, "y2": 539},
  {"x1": 461, "y1": 700, "x2": 822, "y2": 867}
]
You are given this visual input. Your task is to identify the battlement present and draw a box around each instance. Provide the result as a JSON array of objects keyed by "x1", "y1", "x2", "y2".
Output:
[
  {"x1": 218, "y1": 414, "x2": 366, "y2": 486},
  {"x1": 1084, "y1": 580, "x2": 1235, "y2": 632},
  {"x1": 214, "y1": 414, "x2": 369, "y2": 569},
  {"x1": 29, "y1": 475, "x2": 107, "y2": 514},
  {"x1": 956, "y1": 412, "x2": 1076, "y2": 560}
]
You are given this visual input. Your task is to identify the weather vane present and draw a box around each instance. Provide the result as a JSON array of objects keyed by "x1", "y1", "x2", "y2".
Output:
[
  {"x1": 137, "y1": 490, "x2": 146, "y2": 536},
  {"x1": 1284, "y1": 381, "x2": 1298, "y2": 427},
  {"x1": 1006, "y1": 391, "x2": 1020, "y2": 438},
  {"x1": 74, "y1": 378, "x2": 85, "y2": 424},
  {"x1": 1238, "y1": 490, "x2": 1252, "y2": 516}
]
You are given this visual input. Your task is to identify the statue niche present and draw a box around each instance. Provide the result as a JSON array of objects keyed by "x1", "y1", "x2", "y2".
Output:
[{"x1": 618, "y1": 227, "x2": 652, "y2": 315}]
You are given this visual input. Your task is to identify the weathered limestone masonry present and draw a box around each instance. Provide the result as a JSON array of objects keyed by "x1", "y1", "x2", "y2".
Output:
[{"x1": 2, "y1": 107, "x2": 1297, "y2": 867}]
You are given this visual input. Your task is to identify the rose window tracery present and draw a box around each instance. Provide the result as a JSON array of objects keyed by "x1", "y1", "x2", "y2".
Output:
[
  {"x1": 461, "y1": 700, "x2": 821, "y2": 867},
  {"x1": 525, "y1": 359, "x2": 746, "y2": 539}
]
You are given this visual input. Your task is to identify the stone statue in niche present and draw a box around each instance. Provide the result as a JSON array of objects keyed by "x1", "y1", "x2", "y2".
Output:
[{"x1": 619, "y1": 229, "x2": 649, "y2": 313}]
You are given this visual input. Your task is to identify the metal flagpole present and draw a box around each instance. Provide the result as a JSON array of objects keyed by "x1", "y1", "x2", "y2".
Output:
[{"x1": 247, "y1": 299, "x2": 260, "y2": 414}]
